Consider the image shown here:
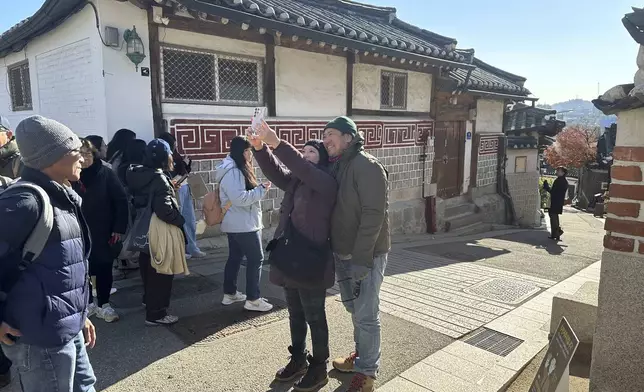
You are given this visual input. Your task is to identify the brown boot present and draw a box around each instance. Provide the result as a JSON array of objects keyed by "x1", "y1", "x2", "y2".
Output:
[
  {"x1": 332, "y1": 351, "x2": 357, "y2": 373},
  {"x1": 345, "y1": 373, "x2": 374, "y2": 392}
]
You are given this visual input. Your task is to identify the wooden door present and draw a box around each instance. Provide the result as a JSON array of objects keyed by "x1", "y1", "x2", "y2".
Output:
[{"x1": 432, "y1": 121, "x2": 465, "y2": 198}]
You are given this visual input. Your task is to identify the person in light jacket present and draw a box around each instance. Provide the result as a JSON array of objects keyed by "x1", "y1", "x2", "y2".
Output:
[
  {"x1": 251, "y1": 122, "x2": 337, "y2": 392},
  {"x1": 215, "y1": 136, "x2": 272, "y2": 312}
]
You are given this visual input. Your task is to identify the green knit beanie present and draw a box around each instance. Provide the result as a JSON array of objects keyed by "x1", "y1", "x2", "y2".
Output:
[{"x1": 324, "y1": 116, "x2": 357, "y2": 137}]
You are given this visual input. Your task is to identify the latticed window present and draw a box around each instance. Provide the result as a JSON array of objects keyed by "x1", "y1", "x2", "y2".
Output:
[
  {"x1": 8, "y1": 62, "x2": 32, "y2": 111},
  {"x1": 380, "y1": 71, "x2": 407, "y2": 110},
  {"x1": 161, "y1": 47, "x2": 263, "y2": 105}
]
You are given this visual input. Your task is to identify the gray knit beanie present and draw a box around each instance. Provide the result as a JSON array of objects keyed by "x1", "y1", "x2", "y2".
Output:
[{"x1": 15, "y1": 116, "x2": 82, "y2": 170}]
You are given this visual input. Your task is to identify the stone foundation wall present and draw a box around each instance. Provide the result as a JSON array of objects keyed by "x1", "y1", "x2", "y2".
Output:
[
  {"x1": 476, "y1": 136, "x2": 499, "y2": 188},
  {"x1": 506, "y1": 172, "x2": 540, "y2": 227},
  {"x1": 171, "y1": 118, "x2": 435, "y2": 238}
]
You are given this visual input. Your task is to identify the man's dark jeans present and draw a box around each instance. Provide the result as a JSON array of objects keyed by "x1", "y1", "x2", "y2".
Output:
[
  {"x1": 549, "y1": 211, "x2": 561, "y2": 238},
  {"x1": 285, "y1": 287, "x2": 329, "y2": 362},
  {"x1": 224, "y1": 231, "x2": 263, "y2": 301}
]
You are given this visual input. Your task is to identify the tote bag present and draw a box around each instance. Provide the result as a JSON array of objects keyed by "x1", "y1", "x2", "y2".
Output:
[{"x1": 124, "y1": 190, "x2": 154, "y2": 254}]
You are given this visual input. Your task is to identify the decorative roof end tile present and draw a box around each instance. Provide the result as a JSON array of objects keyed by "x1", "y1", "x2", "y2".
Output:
[
  {"x1": 279, "y1": 12, "x2": 289, "y2": 21},
  {"x1": 297, "y1": 16, "x2": 305, "y2": 26},
  {"x1": 336, "y1": 26, "x2": 345, "y2": 35}
]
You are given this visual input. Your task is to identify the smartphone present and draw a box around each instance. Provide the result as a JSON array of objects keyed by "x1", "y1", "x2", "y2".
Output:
[
  {"x1": 172, "y1": 174, "x2": 189, "y2": 186},
  {"x1": 250, "y1": 107, "x2": 266, "y2": 135}
]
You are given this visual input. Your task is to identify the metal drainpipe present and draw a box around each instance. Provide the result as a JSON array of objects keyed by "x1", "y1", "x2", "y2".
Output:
[{"x1": 498, "y1": 107, "x2": 517, "y2": 225}]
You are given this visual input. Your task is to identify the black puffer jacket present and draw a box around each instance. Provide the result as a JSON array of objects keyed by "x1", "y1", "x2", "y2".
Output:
[{"x1": 125, "y1": 165, "x2": 185, "y2": 228}]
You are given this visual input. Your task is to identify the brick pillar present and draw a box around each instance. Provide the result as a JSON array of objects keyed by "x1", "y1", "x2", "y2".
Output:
[{"x1": 590, "y1": 107, "x2": 644, "y2": 391}]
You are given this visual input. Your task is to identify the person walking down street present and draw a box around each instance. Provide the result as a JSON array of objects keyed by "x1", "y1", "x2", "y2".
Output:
[
  {"x1": 158, "y1": 132, "x2": 207, "y2": 259},
  {"x1": 0, "y1": 116, "x2": 20, "y2": 387},
  {"x1": 73, "y1": 139, "x2": 129, "y2": 323},
  {"x1": 216, "y1": 136, "x2": 273, "y2": 312},
  {"x1": 544, "y1": 166, "x2": 569, "y2": 241},
  {"x1": 106, "y1": 128, "x2": 136, "y2": 172},
  {"x1": 126, "y1": 139, "x2": 185, "y2": 326},
  {"x1": 323, "y1": 117, "x2": 390, "y2": 392},
  {"x1": 251, "y1": 122, "x2": 337, "y2": 391},
  {"x1": 0, "y1": 116, "x2": 97, "y2": 392},
  {"x1": 0, "y1": 115, "x2": 22, "y2": 181}
]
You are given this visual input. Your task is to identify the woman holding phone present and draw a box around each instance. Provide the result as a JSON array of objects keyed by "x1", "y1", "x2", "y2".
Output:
[
  {"x1": 158, "y1": 132, "x2": 207, "y2": 259},
  {"x1": 216, "y1": 135, "x2": 273, "y2": 312}
]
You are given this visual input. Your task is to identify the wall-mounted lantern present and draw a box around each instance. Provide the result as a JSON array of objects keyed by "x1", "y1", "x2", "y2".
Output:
[{"x1": 123, "y1": 26, "x2": 146, "y2": 70}]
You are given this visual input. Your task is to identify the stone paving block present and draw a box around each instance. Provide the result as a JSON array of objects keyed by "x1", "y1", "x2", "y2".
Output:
[
  {"x1": 421, "y1": 350, "x2": 489, "y2": 383},
  {"x1": 509, "y1": 307, "x2": 551, "y2": 324},
  {"x1": 377, "y1": 376, "x2": 432, "y2": 392},
  {"x1": 400, "y1": 361, "x2": 477, "y2": 392},
  {"x1": 498, "y1": 333, "x2": 549, "y2": 371},
  {"x1": 442, "y1": 341, "x2": 503, "y2": 369},
  {"x1": 494, "y1": 313, "x2": 547, "y2": 332},
  {"x1": 475, "y1": 365, "x2": 517, "y2": 392}
]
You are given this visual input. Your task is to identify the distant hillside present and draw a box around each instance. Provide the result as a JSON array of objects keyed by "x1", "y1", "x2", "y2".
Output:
[{"x1": 538, "y1": 99, "x2": 616, "y2": 128}]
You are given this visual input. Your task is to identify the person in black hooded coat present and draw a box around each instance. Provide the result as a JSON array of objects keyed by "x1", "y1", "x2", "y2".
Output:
[
  {"x1": 73, "y1": 139, "x2": 129, "y2": 323},
  {"x1": 544, "y1": 166, "x2": 569, "y2": 241}
]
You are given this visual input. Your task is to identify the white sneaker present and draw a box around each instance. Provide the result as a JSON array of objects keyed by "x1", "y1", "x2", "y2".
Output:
[
  {"x1": 244, "y1": 298, "x2": 274, "y2": 312},
  {"x1": 145, "y1": 314, "x2": 179, "y2": 326},
  {"x1": 222, "y1": 291, "x2": 247, "y2": 305},
  {"x1": 87, "y1": 303, "x2": 98, "y2": 318},
  {"x1": 191, "y1": 250, "x2": 207, "y2": 258},
  {"x1": 185, "y1": 254, "x2": 193, "y2": 260},
  {"x1": 97, "y1": 304, "x2": 120, "y2": 323}
]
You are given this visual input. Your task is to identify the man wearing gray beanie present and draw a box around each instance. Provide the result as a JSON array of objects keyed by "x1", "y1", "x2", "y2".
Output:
[{"x1": 0, "y1": 115, "x2": 97, "y2": 391}]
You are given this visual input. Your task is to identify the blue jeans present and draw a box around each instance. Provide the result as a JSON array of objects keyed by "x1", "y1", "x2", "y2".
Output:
[
  {"x1": 178, "y1": 184, "x2": 201, "y2": 255},
  {"x1": 335, "y1": 253, "x2": 388, "y2": 378},
  {"x1": 1, "y1": 332, "x2": 96, "y2": 392},
  {"x1": 224, "y1": 231, "x2": 263, "y2": 301}
]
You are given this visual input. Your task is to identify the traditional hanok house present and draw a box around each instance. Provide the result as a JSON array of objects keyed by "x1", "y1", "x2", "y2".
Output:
[
  {"x1": 0, "y1": 0, "x2": 536, "y2": 238},
  {"x1": 502, "y1": 103, "x2": 565, "y2": 226},
  {"x1": 427, "y1": 56, "x2": 536, "y2": 231}
]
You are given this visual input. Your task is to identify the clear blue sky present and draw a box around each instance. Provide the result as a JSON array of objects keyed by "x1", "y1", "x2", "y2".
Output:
[{"x1": 1, "y1": 0, "x2": 638, "y2": 104}]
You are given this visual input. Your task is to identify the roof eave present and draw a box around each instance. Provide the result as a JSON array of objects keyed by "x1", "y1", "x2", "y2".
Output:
[
  {"x1": 467, "y1": 89, "x2": 537, "y2": 101},
  {"x1": 178, "y1": 0, "x2": 474, "y2": 70},
  {"x1": 473, "y1": 57, "x2": 527, "y2": 84},
  {"x1": 0, "y1": 0, "x2": 86, "y2": 58}
]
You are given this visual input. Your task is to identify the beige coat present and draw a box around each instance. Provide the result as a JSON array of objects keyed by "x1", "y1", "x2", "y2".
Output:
[{"x1": 149, "y1": 213, "x2": 189, "y2": 276}]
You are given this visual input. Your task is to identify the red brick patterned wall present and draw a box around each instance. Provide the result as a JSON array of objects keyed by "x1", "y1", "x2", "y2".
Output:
[{"x1": 170, "y1": 119, "x2": 434, "y2": 159}]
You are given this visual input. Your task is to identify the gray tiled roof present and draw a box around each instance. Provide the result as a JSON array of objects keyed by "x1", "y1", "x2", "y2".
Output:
[
  {"x1": 507, "y1": 135, "x2": 538, "y2": 149},
  {"x1": 201, "y1": 0, "x2": 467, "y2": 62},
  {"x1": 449, "y1": 57, "x2": 531, "y2": 96}
]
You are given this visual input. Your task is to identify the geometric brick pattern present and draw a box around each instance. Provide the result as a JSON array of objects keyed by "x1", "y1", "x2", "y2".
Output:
[{"x1": 477, "y1": 153, "x2": 498, "y2": 188}]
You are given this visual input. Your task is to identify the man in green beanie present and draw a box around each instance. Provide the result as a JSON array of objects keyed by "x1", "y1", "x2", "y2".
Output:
[{"x1": 323, "y1": 116, "x2": 389, "y2": 392}]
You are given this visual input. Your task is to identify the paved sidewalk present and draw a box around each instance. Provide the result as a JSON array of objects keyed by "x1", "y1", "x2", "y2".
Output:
[{"x1": 378, "y1": 261, "x2": 601, "y2": 392}]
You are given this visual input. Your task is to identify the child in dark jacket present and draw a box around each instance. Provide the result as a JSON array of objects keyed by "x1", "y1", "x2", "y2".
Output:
[{"x1": 250, "y1": 121, "x2": 337, "y2": 391}]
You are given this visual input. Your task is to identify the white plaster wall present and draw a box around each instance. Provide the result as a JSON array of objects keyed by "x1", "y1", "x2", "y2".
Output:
[
  {"x1": 0, "y1": 4, "x2": 106, "y2": 138},
  {"x1": 160, "y1": 28, "x2": 265, "y2": 119},
  {"x1": 506, "y1": 149, "x2": 539, "y2": 174},
  {"x1": 475, "y1": 99, "x2": 504, "y2": 134},
  {"x1": 97, "y1": 0, "x2": 154, "y2": 142},
  {"x1": 275, "y1": 47, "x2": 346, "y2": 117},
  {"x1": 462, "y1": 120, "x2": 473, "y2": 193},
  {"x1": 353, "y1": 63, "x2": 432, "y2": 112}
]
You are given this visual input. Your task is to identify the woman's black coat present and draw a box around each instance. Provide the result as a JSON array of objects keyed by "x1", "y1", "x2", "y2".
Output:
[
  {"x1": 73, "y1": 160, "x2": 129, "y2": 267},
  {"x1": 547, "y1": 176, "x2": 569, "y2": 215}
]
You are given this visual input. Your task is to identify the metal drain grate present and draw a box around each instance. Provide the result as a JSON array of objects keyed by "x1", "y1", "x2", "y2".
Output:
[{"x1": 463, "y1": 328, "x2": 524, "y2": 357}]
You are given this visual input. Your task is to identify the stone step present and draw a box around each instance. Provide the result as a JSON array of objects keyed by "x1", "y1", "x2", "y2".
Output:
[
  {"x1": 445, "y1": 211, "x2": 483, "y2": 232},
  {"x1": 445, "y1": 202, "x2": 476, "y2": 218},
  {"x1": 450, "y1": 221, "x2": 493, "y2": 237}
]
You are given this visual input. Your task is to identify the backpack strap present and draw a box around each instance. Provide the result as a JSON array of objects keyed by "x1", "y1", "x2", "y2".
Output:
[{"x1": 6, "y1": 182, "x2": 54, "y2": 266}]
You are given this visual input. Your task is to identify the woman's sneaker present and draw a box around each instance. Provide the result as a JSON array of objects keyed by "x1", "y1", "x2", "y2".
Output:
[
  {"x1": 145, "y1": 314, "x2": 179, "y2": 326},
  {"x1": 275, "y1": 346, "x2": 308, "y2": 382},
  {"x1": 222, "y1": 291, "x2": 247, "y2": 305},
  {"x1": 244, "y1": 298, "x2": 273, "y2": 312},
  {"x1": 97, "y1": 304, "x2": 120, "y2": 323},
  {"x1": 191, "y1": 250, "x2": 207, "y2": 258},
  {"x1": 87, "y1": 303, "x2": 98, "y2": 318}
]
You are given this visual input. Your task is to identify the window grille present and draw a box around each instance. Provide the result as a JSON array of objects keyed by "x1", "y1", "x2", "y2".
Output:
[
  {"x1": 161, "y1": 47, "x2": 263, "y2": 105},
  {"x1": 8, "y1": 62, "x2": 32, "y2": 111},
  {"x1": 380, "y1": 71, "x2": 407, "y2": 110}
]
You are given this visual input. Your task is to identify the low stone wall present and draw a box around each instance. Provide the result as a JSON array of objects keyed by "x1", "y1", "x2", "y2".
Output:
[{"x1": 506, "y1": 171, "x2": 540, "y2": 227}]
